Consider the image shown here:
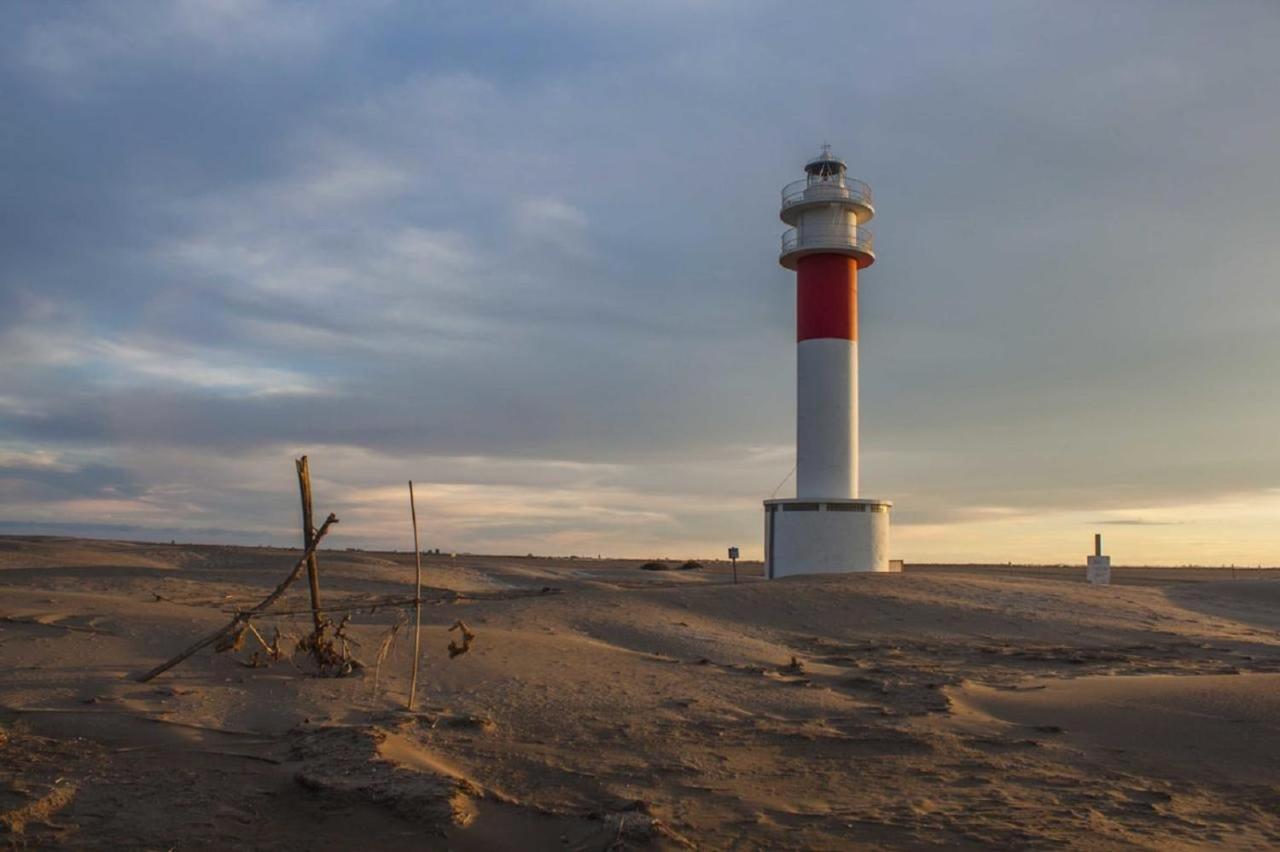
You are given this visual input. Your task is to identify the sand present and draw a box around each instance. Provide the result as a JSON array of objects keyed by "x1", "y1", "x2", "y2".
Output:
[{"x1": 1, "y1": 536, "x2": 1278, "y2": 849}]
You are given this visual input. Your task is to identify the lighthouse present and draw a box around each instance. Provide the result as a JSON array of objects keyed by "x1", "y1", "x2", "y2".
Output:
[{"x1": 764, "y1": 146, "x2": 892, "y2": 578}]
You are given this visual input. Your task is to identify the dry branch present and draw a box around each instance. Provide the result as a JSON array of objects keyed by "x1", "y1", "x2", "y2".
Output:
[
  {"x1": 214, "y1": 586, "x2": 557, "y2": 618},
  {"x1": 295, "y1": 612, "x2": 362, "y2": 676},
  {"x1": 241, "y1": 622, "x2": 283, "y2": 669},
  {"x1": 296, "y1": 456, "x2": 324, "y2": 633},
  {"x1": 217, "y1": 594, "x2": 432, "y2": 617},
  {"x1": 447, "y1": 620, "x2": 475, "y2": 659},
  {"x1": 134, "y1": 513, "x2": 338, "y2": 682}
]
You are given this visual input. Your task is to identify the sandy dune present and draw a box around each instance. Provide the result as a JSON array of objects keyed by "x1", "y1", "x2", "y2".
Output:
[{"x1": 2, "y1": 536, "x2": 1278, "y2": 849}]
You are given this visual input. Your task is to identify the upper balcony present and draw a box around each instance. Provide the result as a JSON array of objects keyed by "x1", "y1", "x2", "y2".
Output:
[
  {"x1": 780, "y1": 226, "x2": 875, "y2": 270},
  {"x1": 780, "y1": 176, "x2": 874, "y2": 226}
]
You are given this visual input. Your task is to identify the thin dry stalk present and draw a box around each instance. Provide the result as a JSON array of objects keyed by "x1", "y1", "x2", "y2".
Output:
[
  {"x1": 245, "y1": 622, "x2": 275, "y2": 657},
  {"x1": 240, "y1": 622, "x2": 284, "y2": 669},
  {"x1": 371, "y1": 618, "x2": 405, "y2": 698},
  {"x1": 407, "y1": 480, "x2": 424, "y2": 710}
]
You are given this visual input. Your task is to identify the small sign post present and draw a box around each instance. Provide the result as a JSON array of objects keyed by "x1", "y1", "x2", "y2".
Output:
[{"x1": 728, "y1": 546, "x2": 739, "y2": 584}]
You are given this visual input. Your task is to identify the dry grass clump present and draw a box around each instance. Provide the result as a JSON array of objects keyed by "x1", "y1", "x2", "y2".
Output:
[{"x1": 641, "y1": 560, "x2": 702, "y2": 571}]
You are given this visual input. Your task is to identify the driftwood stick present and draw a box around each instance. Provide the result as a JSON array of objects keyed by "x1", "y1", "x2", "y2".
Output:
[
  {"x1": 407, "y1": 480, "x2": 424, "y2": 711},
  {"x1": 219, "y1": 594, "x2": 432, "y2": 617},
  {"x1": 213, "y1": 585, "x2": 558, "y2": 618},
  {"x1": 296, "y1": 456, "x2": 324, "y2": 634},
  {"x1": 135, "y1": 513, "x2": 338, "y2": 682},
  {"x1": 215, "y1": 583, "x2": 565, "y2": 618}
]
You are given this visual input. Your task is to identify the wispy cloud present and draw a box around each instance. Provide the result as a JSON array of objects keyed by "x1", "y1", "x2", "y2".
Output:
[
  {"x1": 89, "y1": 339, "x2": 323, "y2": 396},
  {"x1": 15, "y1": 0, "x2": 342, "y2": 85},
  {"x1": 1094, "y1": 519, "x2": 1184, "y2": 527}
]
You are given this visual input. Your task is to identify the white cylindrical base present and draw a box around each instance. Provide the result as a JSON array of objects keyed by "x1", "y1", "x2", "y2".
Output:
[
  {"x1": 797, "y1": 338, "x2": 857, "y2": 499},
  {"x1": 763, "y1": 498, "x2": 891, "y2": 578}
]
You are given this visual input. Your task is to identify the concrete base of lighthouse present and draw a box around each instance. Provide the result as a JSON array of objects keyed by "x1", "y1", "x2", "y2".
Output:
[{"x1": 763, "y1": 498, "x2": 891, "y2": 578}]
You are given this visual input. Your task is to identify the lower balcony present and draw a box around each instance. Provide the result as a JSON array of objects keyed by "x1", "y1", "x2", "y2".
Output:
[{"x1": 780, "y1": 226, "x2": 875, "y2": 269}]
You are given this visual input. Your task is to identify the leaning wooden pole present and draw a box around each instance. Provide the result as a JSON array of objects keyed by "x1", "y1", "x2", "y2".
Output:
[
  {"x1": 296, "y1": 456, "x2": 324, "y2": 634},
  {"x1": 407, "y1": 480, "x2": 424, "y2": 711},
  {"x1": 136, "y1": 513, "x2": 339, "y2": 682}
]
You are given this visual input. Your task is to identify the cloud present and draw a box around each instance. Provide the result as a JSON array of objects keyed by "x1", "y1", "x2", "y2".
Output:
[
  {"x1": 512, "y1": 198, "x2": 592, "y2": 257},
  {"x1": 0, "y1": 442, "x2": 774, "y2": 557},
  {"x1": 13, "y1": 0, "x2": 343, "y2": 85},
  {"x1": 0, "y1": 448, "x2": 78, "y2": 473},
  {"x1": 3, "y1": 2, "x2": 1280, "y2": 561},
  {"x1": 90, "y1": 339, "x2": 323, "y2": 396},
  {"x1": 1094, "y1": 519, "x2": 1184, "y2": 527},
  {"x1": 0, "y1": 310, "x2": 322, "y2": 398}
]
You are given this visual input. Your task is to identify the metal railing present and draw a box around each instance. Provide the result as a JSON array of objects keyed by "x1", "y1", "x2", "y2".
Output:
[
  {"x1": 781, "y1": 226, "x2": 874, "y2": 257},
  {"x1": 781, "y1": 176, "x2": 873, "y2": 211}
]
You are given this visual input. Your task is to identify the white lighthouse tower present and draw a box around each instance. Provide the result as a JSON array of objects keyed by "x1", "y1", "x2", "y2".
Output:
[{"x1": 764, "y1": 146, "x2": 892, "y2": 578}]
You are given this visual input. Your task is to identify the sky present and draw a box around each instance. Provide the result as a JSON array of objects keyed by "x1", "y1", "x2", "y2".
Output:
[{"x1": 3, "y1": 1, "x2": 1280, "y2": 564}]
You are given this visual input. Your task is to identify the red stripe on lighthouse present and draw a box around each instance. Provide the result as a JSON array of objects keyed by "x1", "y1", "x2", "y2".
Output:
[{"x1": 796, "y1": 254, "x2": 858, "y2": 341}]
